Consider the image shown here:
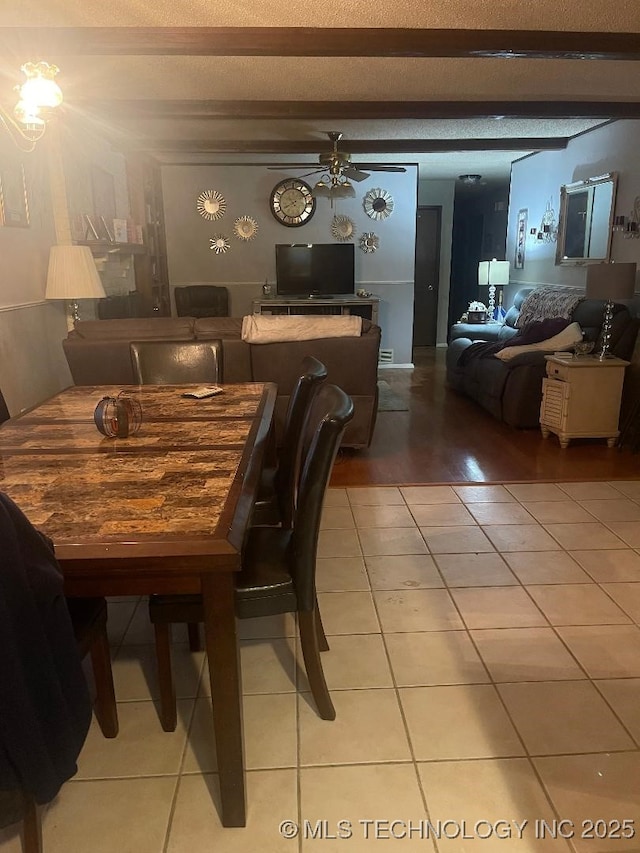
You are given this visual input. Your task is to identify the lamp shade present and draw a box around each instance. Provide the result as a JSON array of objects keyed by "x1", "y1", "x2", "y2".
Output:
[
  {"x1": 585, "y1": 262, "x2": 637, "y2": 300},
  {"x1": 478, "y1": 259, "x2": 510, "y2": 287},
  {"x1": 45, "y1": 245, "x2": 106, "y2": 300}
]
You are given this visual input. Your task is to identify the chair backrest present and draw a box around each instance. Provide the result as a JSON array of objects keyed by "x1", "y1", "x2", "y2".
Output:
[
  {"x1": 174, "y1": 285, "x2": 229, "y2": 318},
  {"x1": 275, "y1": 356, "x2": 328, "y2": 528},
  {"x1": 0, "y1": 390, "x2": 10, "y2": 425},
  {"x1": 290, "y1": 384, "x2": 354, "y2": 610},
  {"x1": 130, "y1": 340, "x2": 223, "y2": 385}
]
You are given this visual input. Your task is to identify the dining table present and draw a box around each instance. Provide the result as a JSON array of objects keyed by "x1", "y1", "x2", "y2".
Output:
[{"x1": 0, "y1": 381, "x2": 278, "y2": 828}]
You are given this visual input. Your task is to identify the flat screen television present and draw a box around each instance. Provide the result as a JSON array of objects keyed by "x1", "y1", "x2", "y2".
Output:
[{"x1": 275, "y1": 243, "x2": 355, "y2": 297}]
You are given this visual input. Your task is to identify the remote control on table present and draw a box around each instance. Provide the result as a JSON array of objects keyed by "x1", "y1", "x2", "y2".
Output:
[{"x1": 182, "y1": 386, "x2": 224, "y2": 399}]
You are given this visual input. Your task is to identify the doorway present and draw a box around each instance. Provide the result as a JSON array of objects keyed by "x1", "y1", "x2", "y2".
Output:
[{"x1": 413, "y1": 206, "x2": 441, "y2": 347}]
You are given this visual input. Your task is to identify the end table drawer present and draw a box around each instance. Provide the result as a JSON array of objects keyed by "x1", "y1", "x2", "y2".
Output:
[{"x1": 546, "y1": 360, "x2": 571, "y2": 380}]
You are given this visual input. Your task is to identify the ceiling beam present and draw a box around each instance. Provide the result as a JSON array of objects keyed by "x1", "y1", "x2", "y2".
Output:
[
  {"x1": 115, "y1": 137, "x2": 569, "y2": 154},
  {"x1": 3, "y1": 27, "x2": 640, "y2": 60},
  {"x1": 83, "y1": 99, "x2": 640, "y2": 121}
]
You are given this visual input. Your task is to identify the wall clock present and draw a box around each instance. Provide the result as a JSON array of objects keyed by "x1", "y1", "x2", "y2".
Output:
[
  {"x1": 269, "y1": 178, "x2": 316, "y2": 227},
  {"x1": 197, "y1": 190, "x2": 226, "y2": 221},
  {"x1": 363, "y1": 188, "x2": 394, "y2": 220},
  {"x1": 330, "y1": 215, "x2": 355, "y2": 242},
  {"x1": 233, "y1": 216, "x2": 258, "y2": 241},
  {"x1": 359, "y1": 232, "x2": 379, "y2": 253},
  {"x1": 209, "y1": 234, "x2": 230, "y2": 254}
]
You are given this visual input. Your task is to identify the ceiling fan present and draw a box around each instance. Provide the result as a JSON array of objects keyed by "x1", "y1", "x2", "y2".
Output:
[{"x1": 271, "y1": 131, "x2": 406, "y2": 199}]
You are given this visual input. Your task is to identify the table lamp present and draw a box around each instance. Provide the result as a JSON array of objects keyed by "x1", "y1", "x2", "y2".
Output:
[
  {"x1": 585, "y1": 262, "x2": 637, "y2": 359},
  {"x1": 45, "y1": 245, "x2": 106, "y2": 329},
  {"x1": 478, "y1": 259, "x2": 510, "y2": 321}
]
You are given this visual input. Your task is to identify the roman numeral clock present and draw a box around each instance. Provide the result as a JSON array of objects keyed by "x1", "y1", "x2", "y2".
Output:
[{"x1": 269, "y1": 179, "x2": 316, "y2": 227}]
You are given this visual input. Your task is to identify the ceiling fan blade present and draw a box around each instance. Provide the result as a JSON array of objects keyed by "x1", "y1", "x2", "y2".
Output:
[
  {"x1": 352, "y1": 164, "x2": 407, "y2": 173},
  {"x1": 267, "y1": 167, "x2": 324, "y2": 178},
  {"x1": 342, "y1": 166, "x2": 370, "y2": 182}
]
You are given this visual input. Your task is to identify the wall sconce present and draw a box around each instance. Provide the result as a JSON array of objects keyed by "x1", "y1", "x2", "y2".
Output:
[
  {"x1": 0, "y1": 62, "x2": 63, "y2": 152},
  {"x1": 612, "y1": 197, "x2": 640, "y2": 239},
  {"x1": 537, "y1": 199, "x2": 558, "y2": 243}
]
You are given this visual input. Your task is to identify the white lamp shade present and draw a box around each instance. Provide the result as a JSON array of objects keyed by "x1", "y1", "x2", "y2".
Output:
[
  {"x1": 478, "y1": 259, "x2": 510, "y2": 286},
  {"x1": 46, "y1": 245, "x2": 106, "y2": 300},
  {"x1": 585, "y1": 262, "x2": 637, "y2": 300}
]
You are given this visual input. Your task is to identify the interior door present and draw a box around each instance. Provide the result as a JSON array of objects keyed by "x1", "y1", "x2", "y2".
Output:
[{"x1": 413, "y1": 206, "x2": 441, "y2": 347}]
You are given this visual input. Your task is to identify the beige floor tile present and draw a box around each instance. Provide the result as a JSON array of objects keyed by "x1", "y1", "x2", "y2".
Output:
[
  {"x1": 238, "y1": 638, "x2": 297, "y2": 694},
  {"x1": 0, "y1": 823, "x2": 23, "y2": 853},
  {"x1": 498, "y1": 681, "x2": 635, "y2": 755},
  {"x1": 558, "y1": 481, "x2": 626, "y2": 500},
  {"x1": 570, "y1": 549, "x2": 640, "y2": 582},
  {"x1": 503, "y1": 551, "x2": 591, "y2": 584},
  {"x1": 317, "y1": 528, "x2": 362, "y2": 558},
  {"x1": 609, "y1": 480, "x2": 640, "y2": 499},
  {"x1": 467, "y1": 502, "x2": 536, "y2": 525},
  {"x1": 238, "y1": 612, "x2": 297, "y2": 640},
  {"x1": 386, "y1": 630, "x2": 489, "y2": 686},
  {"x1": 316, "y1": 557, "x2": 370, "y2": 592},
  {"x1": 44, "y1": 777, "x2": 176, "y2": 853},
  {"x1": 453, "y1": 484, "x2": 516, "y2": 502},
  {"x1": 482, "y1": 524, "x2": 561, "y2": 552},
  {"x1": 600, "y1": 582, "x2": 640, "y2": 622},
  {"x1": 434, "y1": 552, "x2": 518, "y2": 586},
  {"x1": 557, "y1": 625, "x2": 640, "y2": 678},
  {"x1": 400, "y1": 485, "x2": 461, "y2": 504},
  {"x1": 409, "y1": 503, "x2": 476, "y2": 526},
  {"x1": 323, "y1": 488, "x2": 349, "y2": 507},
  {"x1": 76, "y1": 699, "x2": 192, "y2": 778},
  {"x1": 120, "y1": 598, "x2": 166, "y2": 646},
  {"x1": 522, "y1": 501, "x2": 595, "y2": 524},
  {"x1": 365, "y1": 554, "x2": 444, "y2": 589},
  {"x1": 106, "y1": 600, "x2": 137, "y2": 648},
  {"x1": 320, "y1": 506, "x2": 356, "y2": 529},
  {"x1": 506, "y1": 483, "x2": 571, "y2": 501},
  {"x1": 400, "y1": 684, "x2": 524, "y2": 759},
  {"x1": 298, "y1": 633, "x2": 393, "y2": 690},
  {"x1": 351, "y1": 503, "x2": 416, "y2": 528},
  {"x1": 471, "y1": 627, "x2": 585, "y2": 682},
  {"x1": 300, "y1": 764, "x2": 431, "y2": 851},
  {"x1": 525, "y1": 584, "x2": 631, "y2": 626},
  {"x1": 543, "y1": 522, "x2": 625, "y2": 550},
  {"x1": 299, "y1": 688, "x2": 411, "y2": 765},
  {"x1": 606, "y1": 521, "x2": 640, "y2": 547},
  {"x1": 358, "y1": 526, "x2": 428, "y2": 556},
  {"x1": 534, "y1": 752, "x2": 640, "y2": 852},
  {"x1": 167, "y1": 770, "x2": 298, "y2": 853},
  {"x1": 450, "y1": 587, "x2": 547, "y2": 629},
  {"x1": 113, "y1": 643, "x2": 204, "y2": 702},
  {"x1": 184, "y1": 693, "x2": 297, "y2": 772},
  {"x1": 317, "y1": 591, "x2": 380, "y2": 634},
  {"x1": 420, "y1": 525, "x2": 495, "y2": 554},
  {"x1": 374, "y1": 589, "x2": 464, "y2": 632},
  {"x1": 595, "y1": 678, "x2": 640, "y2": 743},
  {"x1": 418, "y1": 758, "x2": 571, "y2": 852},
  {"x1": 580, "y1": 498, "x2": 640, "y2": 522},
  {"x1": 347, "y1": 486, "x2": 404, "y2": 505}
]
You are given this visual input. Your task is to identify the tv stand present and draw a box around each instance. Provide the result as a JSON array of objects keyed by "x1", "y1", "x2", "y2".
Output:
[
  {"x1": 252, "y1": 295, "x2": 379, "y2": 325},
  {"x1": 308, "y1": 293, "x2": 332, "y2": 299}
]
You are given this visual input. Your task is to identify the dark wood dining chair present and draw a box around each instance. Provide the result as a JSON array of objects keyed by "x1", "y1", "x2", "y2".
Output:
[
  {"x1": 253, "y1": 355, "x2": 328, "y2": 528},
  {"x1": 148, "y1": 383, "x2": 354, "y2": 731},
  {"x1": 130, "y1": 339, "x2": 223, "y2": 385}
]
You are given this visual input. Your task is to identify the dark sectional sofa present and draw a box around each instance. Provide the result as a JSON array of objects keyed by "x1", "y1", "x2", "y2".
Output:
[
  {"x1": 446, "y1": 287, "x2": 640, "y2": 428},
  {"x1": 62, "y1": 316, "x2": 381, "y2": 448}
]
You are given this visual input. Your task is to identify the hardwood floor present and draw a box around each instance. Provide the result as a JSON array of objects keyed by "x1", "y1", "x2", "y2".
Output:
[{"x1": 331, "y1": 347, "x2": 640, "y2": 486}]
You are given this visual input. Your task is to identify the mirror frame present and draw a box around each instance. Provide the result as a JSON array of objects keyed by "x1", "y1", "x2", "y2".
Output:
[{"x1": 555, "y1": 172, "x2": 618, "y2": 265}]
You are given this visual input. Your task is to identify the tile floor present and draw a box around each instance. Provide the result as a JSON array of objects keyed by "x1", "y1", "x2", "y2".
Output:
[{"x1": 4, "y1": 481, "x2": 640, "y2": 852}]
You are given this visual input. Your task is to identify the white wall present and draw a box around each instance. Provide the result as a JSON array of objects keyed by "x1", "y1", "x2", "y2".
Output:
[
  {"x1": 418, "y1": 178, "x2": 456, "y2": 344},
  {"x1": 507, "y1": 120, "x2": 640, "y2": 301},
  {"x1": 161, "y1": 164, "x2": 418, "y2": 364}
]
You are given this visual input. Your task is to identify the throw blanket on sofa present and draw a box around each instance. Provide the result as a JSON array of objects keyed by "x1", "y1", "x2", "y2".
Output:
[
  {"x1": 241, "y1": 314, "x2": 362, "y2": 343},
  {"x1": 516, "y1": 287, "x2": 584, "y2": 328},
  {"x1": 457, "y1": 318, "x2": 572, "y2": 366}
]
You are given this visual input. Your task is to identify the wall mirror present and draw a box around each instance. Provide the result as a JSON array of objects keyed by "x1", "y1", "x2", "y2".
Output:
[{"x1": 555, "y1": 172, "x2": 618, "y2": 265}]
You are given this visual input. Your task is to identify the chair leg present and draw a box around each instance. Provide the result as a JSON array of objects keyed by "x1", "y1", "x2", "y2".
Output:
[
  {"x1": 314, "y1": 601, "x2": 330, "y2": 652},
  {"x1": 89, "y1": 630, "x2": 119, "y2": 738},
  {"x1": 153, "y1": 622, "x2": 177, "y2": 732},
  {"x1": 298, "y1": 609, "x2": 335, "y2": 720},
  {"x1": 22, "y1": 794, "x2": 41, "y2": 853},
  {"x1": 187, "y1": 622, "x2": 202, "y2": 652}
]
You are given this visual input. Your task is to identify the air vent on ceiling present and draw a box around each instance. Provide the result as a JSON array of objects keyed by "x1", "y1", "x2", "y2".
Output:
[{"x1": 378, "y1": 348, "x2": 394, "y2": 364}]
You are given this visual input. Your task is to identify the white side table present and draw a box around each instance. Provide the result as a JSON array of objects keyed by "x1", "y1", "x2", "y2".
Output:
[{"x1": 540, "y1": 354, "x2": 629, "y2": 448}]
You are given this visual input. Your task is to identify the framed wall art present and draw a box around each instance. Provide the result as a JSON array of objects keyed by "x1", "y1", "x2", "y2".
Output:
[
  {"x1": 515, "y1": 208, "x2": 527, "y2": 269},
  {"x1": 0, "y1": 162, "x2": 30, "y2": 228}
]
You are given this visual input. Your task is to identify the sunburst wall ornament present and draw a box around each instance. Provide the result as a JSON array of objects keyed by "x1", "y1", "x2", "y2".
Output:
[
  {"x1": 359, "y1": 232, "x2": 379, "y2": 253},
  {"x1": 209, "y1": 234, "x2": 230, "y2": 254},
  {"x1": 330, "y1": 215, "x2": 355, "y2": 242},
  {"x1": 363, "y1": 188, "x2": 394, "y2": 220},
  {"x1": 233, "y1": 216, "x2": 258, "y2": 241},
  {"x1": 197, "y1": 190, "x2": 226, "y2": 221}
]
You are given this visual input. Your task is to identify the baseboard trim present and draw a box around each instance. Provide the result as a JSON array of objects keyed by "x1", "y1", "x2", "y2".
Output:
[{"x1": 378, "y1": 363, "x2": 414, "y2": 369}]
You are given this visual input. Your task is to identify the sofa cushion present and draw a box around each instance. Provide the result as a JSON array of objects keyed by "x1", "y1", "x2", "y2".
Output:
[{"x1": 72, "y1": 317, "x2": 196, "y2": 340}]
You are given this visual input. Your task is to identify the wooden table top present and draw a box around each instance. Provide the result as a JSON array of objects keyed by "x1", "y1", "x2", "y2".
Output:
[{"x1": 0, "y1": 383, "x2": 276, "y2": 562}]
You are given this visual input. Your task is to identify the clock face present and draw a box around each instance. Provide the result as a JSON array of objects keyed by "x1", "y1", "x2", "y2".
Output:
[{"x1": 269, "y1": 179, "x2": 316, "y2": 227}]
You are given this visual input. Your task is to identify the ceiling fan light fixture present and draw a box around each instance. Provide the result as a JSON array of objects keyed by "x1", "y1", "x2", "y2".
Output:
[
  {"x1": 312, "y1": 181, "x2": 332, "y2": 198},
  {"x1": 458, "y1": 174, "x2": 482, "y2": 185},
  {"x1": 332, "y1": 180, "x2": 356, "y2": 199}
]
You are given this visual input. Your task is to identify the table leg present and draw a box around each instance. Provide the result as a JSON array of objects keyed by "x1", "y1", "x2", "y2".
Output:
[{"x1": 201, "y1": 572, "x2": 246, "y2": 827}]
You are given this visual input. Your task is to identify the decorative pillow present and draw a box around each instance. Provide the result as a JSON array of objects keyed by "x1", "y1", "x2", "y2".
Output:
[{"x1": 494, "y1": 322, "x2": 583, "y2": 361}]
